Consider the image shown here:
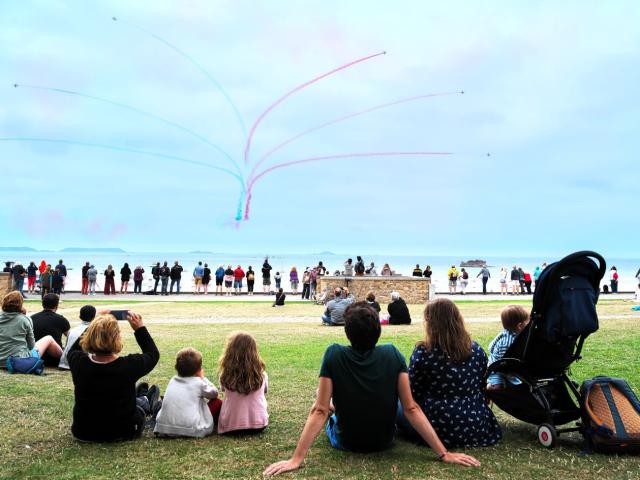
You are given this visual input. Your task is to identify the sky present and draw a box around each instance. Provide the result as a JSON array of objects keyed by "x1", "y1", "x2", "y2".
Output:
[{"x1": 0, "y1": 0, "x2": 639, "y2": 257}]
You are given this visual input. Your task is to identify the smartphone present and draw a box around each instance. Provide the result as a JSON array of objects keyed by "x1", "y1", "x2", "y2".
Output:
[{"x1": 111, "y1": 310, "x2": 129, "y2": 321}]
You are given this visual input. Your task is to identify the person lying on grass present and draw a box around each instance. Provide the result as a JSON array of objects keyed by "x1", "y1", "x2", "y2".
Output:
[{"x1": 264, "y1": 302, "x2": 480, "y2": 476}]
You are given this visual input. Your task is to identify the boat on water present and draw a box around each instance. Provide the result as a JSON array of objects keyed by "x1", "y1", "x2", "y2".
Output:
[{"x1": 460, "y1": 259, "x2": 488, "y2": 268}]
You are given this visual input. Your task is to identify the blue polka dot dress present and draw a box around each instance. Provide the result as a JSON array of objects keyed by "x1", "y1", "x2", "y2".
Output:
[{"x1": 408, "y1": 341, "x2": 502, "y2": 448}]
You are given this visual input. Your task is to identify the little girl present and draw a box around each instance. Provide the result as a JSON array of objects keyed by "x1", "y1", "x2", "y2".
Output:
[{"x1": 217, "y1": 332, "x2": 268, "y2": 434}]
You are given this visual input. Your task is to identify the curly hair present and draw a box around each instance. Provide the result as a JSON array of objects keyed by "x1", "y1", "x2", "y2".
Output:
[
  {"x1": 218, "y1": 332, "x2": 265, "y2": 394},
  {"x1": 419, "y1": 298, "x2": 472, "y2": 363}
]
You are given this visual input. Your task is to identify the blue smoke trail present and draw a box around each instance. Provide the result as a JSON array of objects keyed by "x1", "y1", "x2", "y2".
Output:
[
  {"x1": 14, "y1": 83, "x2": 242, "y2": 178},
  {"x1": 0, "y1": 137, "x2": 246, "y2": 220},
  {"x1": 112, "y1": 16, "x2": 247, "y2": 140}
]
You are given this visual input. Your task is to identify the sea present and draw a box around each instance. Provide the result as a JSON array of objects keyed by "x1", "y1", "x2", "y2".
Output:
[{"x1": 2, "y1": 250, "x2": 639, "y2": 294}]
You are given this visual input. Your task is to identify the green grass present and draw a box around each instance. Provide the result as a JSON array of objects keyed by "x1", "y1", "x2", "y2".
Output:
[{"x1": 1, "y1": 301, "x2": 639, "y2": 479}]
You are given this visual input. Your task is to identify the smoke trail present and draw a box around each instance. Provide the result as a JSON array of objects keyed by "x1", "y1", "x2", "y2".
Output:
[
  {"x1": 112, "y1": 16, "x2": 247, "y2": 139},
  {"x1": 243, "y1": 51, "x2": 387, "y2": 166},
  {"x1": 1, "y1": 136, "x2": 247, "y2": 220},
  {"x1": 248, "y1": 90, "x2": 463, "y2": 183},
  {"x1": 13, "y1": 83, "x2": 242, "y2": 178},
  {"x1": 243, "y1": 151, "x2": 452, "y2": 219}
]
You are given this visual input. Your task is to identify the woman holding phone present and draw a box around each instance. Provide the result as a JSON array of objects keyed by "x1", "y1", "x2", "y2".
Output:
[{"x1": 67, "y1": 311, "x2": 161, "y2": 442}]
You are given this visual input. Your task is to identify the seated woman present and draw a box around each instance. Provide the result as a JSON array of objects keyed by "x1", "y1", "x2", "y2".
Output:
[
  {"x1": 0, "y1": 291, "x2": 62, "y2": 370},
  {"x1": 68, "y1": 311, "x2": 160, "y2": 442},
  {"x1": 397, "y1": 298, "x2": 501, "y2": 448},
  {"x1": 264, "y1": 302, "x2": 479, "y2": 476}
]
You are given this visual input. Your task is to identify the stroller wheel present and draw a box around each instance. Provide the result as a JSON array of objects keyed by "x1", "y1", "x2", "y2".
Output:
[{"x1": 537, "y1": 423, "x2": 557, "y2": 448}]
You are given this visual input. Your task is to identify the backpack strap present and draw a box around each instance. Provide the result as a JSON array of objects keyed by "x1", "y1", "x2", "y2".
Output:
[{"x1": 601, "y1": 384, "x2": 628, "y2": 440}]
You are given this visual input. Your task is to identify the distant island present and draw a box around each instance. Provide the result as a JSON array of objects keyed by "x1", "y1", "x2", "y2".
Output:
[
  {"x1": 0, "y1": 247, "x2": 38, "y2": 252},
  {"x1": 315, "y1": 251, "x2": 335, "y2": 256},
  {"x1": 189, "y1": 250, "x2": 215, "y2": 254},
  {"x1": 60, "y1": 247, "x2": 127, "y2": 253}
]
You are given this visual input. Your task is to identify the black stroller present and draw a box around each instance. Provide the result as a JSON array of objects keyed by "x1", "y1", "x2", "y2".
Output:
[{"x1": 486, "y1": 251, "x2": 606, "y2": 448}]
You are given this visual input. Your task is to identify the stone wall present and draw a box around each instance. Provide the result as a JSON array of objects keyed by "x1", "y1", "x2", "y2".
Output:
[
  {"x1": 0, "y1": 273, "x2": 13, "y2": 301},
  {"x1": 316, "y1": 275, "x2": 430, "y2": 304}
]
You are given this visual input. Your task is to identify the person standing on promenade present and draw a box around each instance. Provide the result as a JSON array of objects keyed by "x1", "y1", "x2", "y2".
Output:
[
  {"x1": 344, "y1": 258, "x2": 354, "y2": 276},
  {"x1": 234, "y1": 265, "x2": 245, "y2": 295},
  {"x1": 170, "y1": 261, "x2": 183, "y2": 294},
  {"x1": 381, "y1": 264, "x2": 392, "y2": 276},
  {"x1": 215, "y1": 265, "x2": 225, "y2": 295},
  {"x1": 289, "y1": 267, "x2": 299, "y2": 295},
  {"x1": 366, "y1": 262, "x2": 377, "y2": 276},
  {"x1": 104, "y1": 265, "x2": 116, "y2": 295},
  {"x1": 459, "y1": 268, "x2": 469, "y2": 295},
  {"x1": 120, "y1": 263, "x2": 132, "y2": 293},
  {"x1": 510, "y1": 266, "x2": 520, "y2": 295},
  {"x1": 301, "y1": 269, "x2": 311, "y2": 300},
  {"x1": 40, "y1": 265, "x2": 52, "y2": 298},
  {"x1": 202, "y1": 263, "x2": 211, "y2": 295},
  {"x1": 193, "y1": 261, "x2": 204, "y2": 294},
  {"x1": 160, "y1": 262, "x2": 170, "y2": 295},
  {"x1": 610, "y1": 266, "x2": 619, "y2": 294},
  {"x1": 533, "y1": 265, "x2": 542, "y2": 290},
  {"x1": 57, "y1": 260, "x2": 67, "y2": 293},
  {"x1": 476, "y1": 266, "x2": 491, "y2": 295},
  {"x1": 246, "y1": 266, "x2": 255, "y2": 296},
  {"x1": 523, "y1": 270, "x2": 533, "y2": 294},
  {"x1": 274, "y1": 271, "x2": 282, "y2": 290},
  {"x1": 12, "y1": 262, "x2": 26, "y2": 298},
  {"x1": 355, "y1": 256, "x2": 366, "y2": 276},
  {"x1": 499, "y1": 267, "x2": 508, "y2": 295},
  {"x1": 447, "y1": 265, "x2": 459, "y2": 294},
  {"x1": 27, "y1": 261, "x2": 39, "y2": 295},
  {"x1": 423, "y1": 265, "x2": 432, "y2": 279},
  {"x1": 87, "y1": 265, "x2": 98, "y2": 295},
  {"x1": 517, "y1": 267, "x2": 526, "y2": 294},
  {"x1": 81, "y1": 262, "x2": 90, "y2": 295},
  {"x1": 151, "y1": 262, "x2": 161, "y2": 294},
  {"x1": 413, "y1": 264, "x2": 423, "y2": 277},
  {"x1": 316, "y1": 261, "x2": 327, "y2": 277},
  {"x1": 224, "y1": 265, "x2": 234, "y2": 296},
  {"x1": 133, "y1": 265, "x2": 144, "y2": 294},
  {"x1": 309, "y1": 267, "x2": 318, "y2": 299},
  {"x1": 261, "y1": 259, "x2": 272, "y2": 294}
]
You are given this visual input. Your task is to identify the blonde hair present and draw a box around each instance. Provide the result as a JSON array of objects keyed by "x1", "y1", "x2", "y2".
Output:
[
  {"x1": 420, "y1": 298, "x2": 472, "y2": 363},
  {"x1": 80, "y1": 314, "x2": 123, "y2": 354},
  {"x1": 175, "y1": 347, "x2": 203, "y2": 377},
  {"x1": 2, "y1": 291, "x2": 23, "y2": 313},
  {"x1": 219, "y1": 332, "x2": 265, "y2": 394}
]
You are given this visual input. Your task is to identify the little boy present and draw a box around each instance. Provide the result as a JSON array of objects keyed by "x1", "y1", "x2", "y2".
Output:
[
  {"x1": 487, "y1": 305, "x2": 530, "y2": 390},
  {"x1": 154, "y1": 347, "x2": 222, "y2": 437}
]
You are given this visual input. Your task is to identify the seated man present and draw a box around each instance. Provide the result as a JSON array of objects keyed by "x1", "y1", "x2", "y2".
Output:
[
  {"x1": 321, "y1": 287, "x2": 354, "y2": 326},
  {"x1": 272, "y1": 288, "x2": 286, "y2": 307},
  {"x1": 264, "y1": 302, "x2": 479, "y2": 476},
  {"x1": 58, "y1": 305, "x2": 97, "y2": 370},
  {"x1": 31, "y1": 293, "x2": 70, "y2": 367},
  {"x1": 387, "y1": 291, "x2": 411, "y2": 325}
]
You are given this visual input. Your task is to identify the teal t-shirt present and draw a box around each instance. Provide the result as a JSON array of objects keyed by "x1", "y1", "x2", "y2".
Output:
[{"x1": 319, "y1": 343, "x2": 407, "y2": 452}]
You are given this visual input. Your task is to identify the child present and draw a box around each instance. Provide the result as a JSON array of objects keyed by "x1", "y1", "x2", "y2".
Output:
[
  {"x1": 487, "y1": 305, "x2": 530, "y2": 390},
  {"x1": 274, "y1": 271, "x2": 282, "y2": 290},
  {"x1": 58, "y1": 305, "x2": 97, "y2": 370},
  {"x1": 217, "y1": 332, "x2": 268, "y2": 434},
  {"x1": 154, "y1": 347, "x2": 221, "y2": 438}
]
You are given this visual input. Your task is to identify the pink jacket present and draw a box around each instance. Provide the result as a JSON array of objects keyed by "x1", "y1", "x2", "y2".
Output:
[{"x1": 217, "y1": 373, "x2": 269, "y2": 434}]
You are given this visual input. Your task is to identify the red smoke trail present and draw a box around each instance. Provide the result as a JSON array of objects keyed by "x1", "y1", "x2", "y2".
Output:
[
  {"x1": 243, "y1": 151, "x2": 452, "y2": 219},
  {"x1": 247, "y1": 90, "x2": 463, "y2": 184},
  {"x1": 243, "y1": 51, "x2": 387, "y2": 165}
]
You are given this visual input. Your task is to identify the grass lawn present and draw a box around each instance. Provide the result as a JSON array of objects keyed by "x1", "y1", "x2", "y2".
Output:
[{"x1": 2, "y1": 300, "x2": 639, "y2": 479}]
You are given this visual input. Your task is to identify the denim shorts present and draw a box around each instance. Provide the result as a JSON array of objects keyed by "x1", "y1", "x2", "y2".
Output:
[
  {"x1": 233, "y1": 280, "x2": 243, "y2": 288},
  {"x1": 31, "y1": 348, "x2": 40, "y2": 358}
]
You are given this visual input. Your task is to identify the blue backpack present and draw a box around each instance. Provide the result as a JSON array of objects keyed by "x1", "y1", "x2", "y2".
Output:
[{"x1": 6, "y1": 355, "x2": 45, "y2": 375}]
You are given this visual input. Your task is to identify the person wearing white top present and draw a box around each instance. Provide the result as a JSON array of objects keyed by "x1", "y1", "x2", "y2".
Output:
[
  {"x1": 58, "y1": 305, "x2": 96, "y2": 370},
  {"x1": 154, "y1": 348, "x2": 220, "y2": 438}
]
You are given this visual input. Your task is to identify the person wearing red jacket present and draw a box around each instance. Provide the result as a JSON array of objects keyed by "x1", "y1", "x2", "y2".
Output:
[{"x1": 233, "y1": 265, "x2": 245, "y2": 295}]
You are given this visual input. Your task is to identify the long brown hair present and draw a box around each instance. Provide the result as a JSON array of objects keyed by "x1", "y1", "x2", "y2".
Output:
[
  {"x1": 419, "y1": 298, "x2": 472, "y2": 363},
  {"x1": 218, "y1": 332, "x2": 265, "y2": 394}
]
